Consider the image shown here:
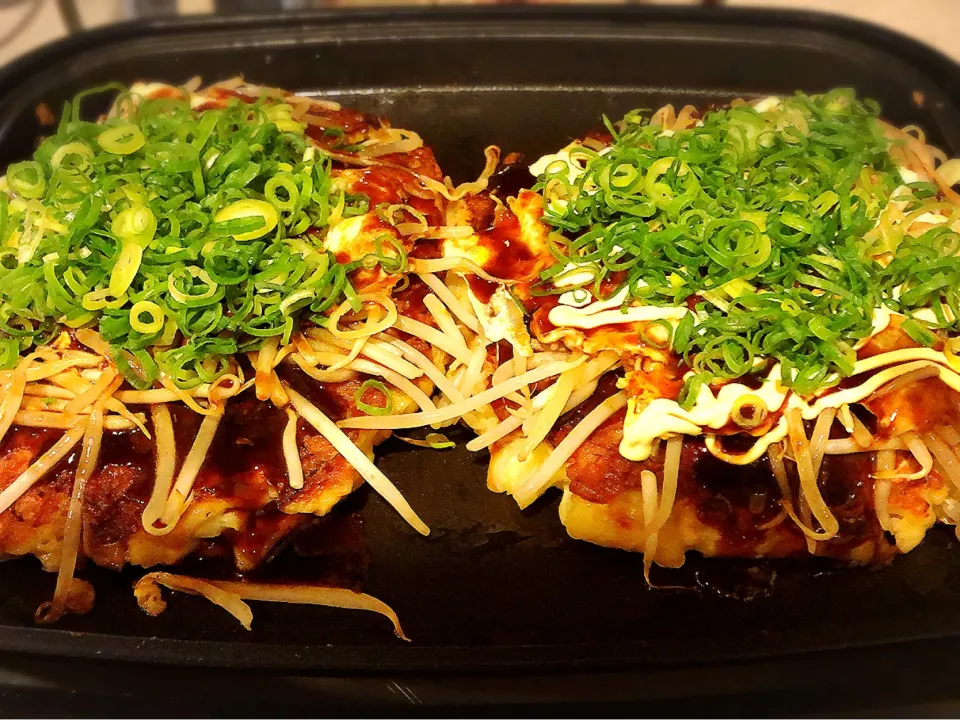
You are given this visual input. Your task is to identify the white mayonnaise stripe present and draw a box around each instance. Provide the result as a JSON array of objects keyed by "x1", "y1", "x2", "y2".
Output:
[
  {"x1": 549, "y1": 303, "x2": 689, "y2": 330},
  {"x1": 620, "y1": 348, "x2": 960, "y2": 463},
  {"x1": 704, "y1": 417, "x2": 788, "y2": 466},
  {"x1": 802, "y1": 359, "x2": 960, "y2": 419},
  {"x1": 620, "y1": 365, "x2": 789, "y2": 462},
  {"x1": 850, "y1": 347, "x2": 952, "y2": 375},
  {"x1": 547, "y1": 286, "x2": 689, "y2": 330}
]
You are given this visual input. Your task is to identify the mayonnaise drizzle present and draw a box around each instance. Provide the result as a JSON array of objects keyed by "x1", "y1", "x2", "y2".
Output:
[
  {"x1": 558, "y1": 289, "x2": 593, "y2": 308},
  {"x1": 704, "y1": 416, "x2": 788, "y2": 465},
  {"x1": 530, "y1": 144, "x2": 949, "y2": 463},
  {"x1": 621, "y1": 347, "x2": 960, "y2": 463},
  {"x1": 547, "y1": 279, "x2": 916, "y2": 460},
  {"x1": 548, "y1": 288, "x2": 688, "y2": 331},
  {"x1": 854, "y1": 307, "x2": 893, "y2": 349},
  {"x1": 620, "y1": 365, "x2": 790, "y2": 461},
  {"x1": 552, "y1": 264, "x2": 597, "y2": 289},
  {"x1": 529, "y1": 143, "x2": 600, "y2": 184}
]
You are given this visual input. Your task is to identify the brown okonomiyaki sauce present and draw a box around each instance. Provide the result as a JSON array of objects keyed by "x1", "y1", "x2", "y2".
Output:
[
  {"x1": 467, "y1": 277, "x2": 499, "y2": 306},
  {"x1": 351, "y1": 164, "x2": 446, "y2": 227},
  {"x1": 527, "y1": 293, "x2": 560, "y2": 337},
  {"x1": 549, "y1": 374, "x2": 896, "y2": 579},
  {"x1": 303, "y1": 107, "x2": 378, "y2": 141},
  {"x1": 410, "y1": 237, "x2": 442, "y2": 260},
  {"x1": 12, "y1": 362, "x2": 375, "y2": 586},
  {"x1": 487, "y1": 155, "x2": 535, "y2": 199},
  {"x1": 460, "y1": 177, "x2": 547, "y2": 303},
  {"x1": 391, "y1": 274, "x2": 433, "y2": 327},
  {"x1": 81, "y1": 429, "x2": 154, "y2": 560},
  {"x1": 474, "y1": 203, "x2": 537, "y2": 282},
  {"x1": 459, "y1": 190, "x2": 516, "y2": 304},
  {"x1": 202, "y1": 366, "x2": 371, "y2": 586}
]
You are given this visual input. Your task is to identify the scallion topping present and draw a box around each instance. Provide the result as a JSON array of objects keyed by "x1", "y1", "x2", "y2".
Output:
[
  {"x1": 355, "y1": 378, "x2": 393, "y2": 416},
  {"x1": 0, "y1": 85, "x2": 375, "y2": 386},
  {"x1": 534, "y1": 90, "x2": 952, "y2": 396}
]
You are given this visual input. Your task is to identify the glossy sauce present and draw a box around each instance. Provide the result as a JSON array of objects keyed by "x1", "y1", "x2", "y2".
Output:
[
  {"x1": 82, "y1": 428, "x2": 154, "y2": 550},
  {"x1": 232, "y1": 512, "x2": 306, "y2": 571},
  {"x1": 681, "y1": 442, "x2": 803, "y2": 558},
  {"x1": 192, "y1": 398, "x2": 286, "y2": 507},
  {"x1": 392, "y1": 275, "x2": 434, "y2": 326},
  {"x1": 303, "y1": 108, "x2": 378, "y2": 155},
  {"x1": 192, "y1": 87, "x2": 257, "y2": 112},
  {"x1": 863, "y1": 375, "x2": 960, "y2": 439},
  {"x1": 0, "y1": 90, "x2": 450, "y2": 573},
  {"x1": 0, "y1": 360, "x2": 386, "y2": 570},
  {"x1": 551, "y1": 376, "x2": 894, "y2": 563},
  {"x1": 488, "y1": 159, "x2": 535, "y2": 199},
  {"x1": 352, "y1": 166, "x2": 444, "y2": 226},
  {"x1": 527, "y1": 294, "x2": 560, "y2": 336},
  {"x1": 410, "y1": 237, "x2": 442, "y2": 260},
  {"x1": 207, "y1": 87, "x2": 257, "y2": 103},
  {"x1": 480, "y1": 206, "x2": 535, "y2": 280},
  {"x1": 463, "y1": 193, "x2": 546, "y2": 287},
  {"x1": 467, "y1": 277, "x2": 498, "y2": 305}
]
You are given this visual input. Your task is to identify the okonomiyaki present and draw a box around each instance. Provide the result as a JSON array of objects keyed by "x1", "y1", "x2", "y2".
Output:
[
  {"x1": 343, "y1": 90, "x2": 960, "y2": 580},
  {"x1": 3, "y1": 80, "x2": 960, "y2": 634},
  {"x1": 0, "y1": 78, "x2": 492, "y2": 631}
]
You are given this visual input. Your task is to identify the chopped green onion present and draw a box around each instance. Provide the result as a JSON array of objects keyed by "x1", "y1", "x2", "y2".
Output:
[
  {"x1": 532, "y1": 90, "x2": 914, "y2": 395},
  {"x1": 97, "y1": 124, "x2": 145, "y2": 155},
  {"x1": 397, "y1": 432, "x2": 455, "y2": 449},
  {"x1": 901, "y1": 317, "x2": 937, "y2": 347},
  {"x1": 366, "y1": 234, "x2": 408, "y2": 275},
  {"x1": 0, "y1": 83, "x2": 380, "y2": 388},
  {"x1": 731, "y1": 394, "x2": 769, "y2": 429},
  {"x1": 264, "y1": 173, "x2": 300, "y2": 212},
  {"x1": 0, "y1": 338, "x2": 19, "y2": 369},
  {"x1": 109, "y1": 243, "x2": 144, "y2": 298},
  {"x1": 214, "y1": 199, "x2": 278, "y2": 241},
  {"x1": 49, "y1": 142, "x2": 93, "y2": 171},
  {"x1": 82, "y1": 288, "x2": 126, "y2": 311},
  {"x1": 167, "y1": 266, "x2": 219, "y2": 306},
  {"x1": 355, "y1": 378, "x2": 393, "y2": 416},
  {"x1": 129, "y1": 300, "x2": 164, "y2": 334},
  {"x1": 111, "y1": 203, "x2": 157, "y2": 244},
  {"x1": 641, "y1": 319, "x2": 673, "y2": 349},
  {"x1": 7, "y1": 161, "x2": 46, "y2": 199}
]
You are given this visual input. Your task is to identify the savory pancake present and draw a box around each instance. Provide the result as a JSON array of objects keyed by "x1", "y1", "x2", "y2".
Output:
[
  {"x1": 0, "y1": 78, "x2": 466, "y2": 625},
  {"x1": 5, "y1": 80, "x2": 960, "y2": 632},
  {"x1": 350, "y1": 91, "x2": 960, "y2": 578}
]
